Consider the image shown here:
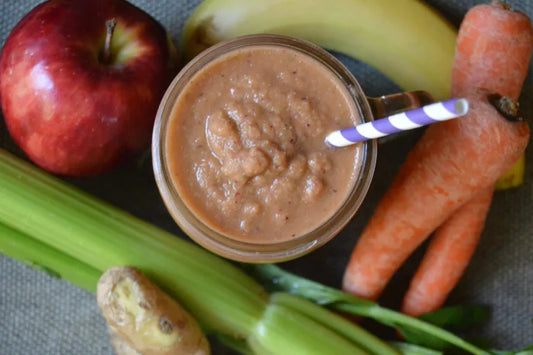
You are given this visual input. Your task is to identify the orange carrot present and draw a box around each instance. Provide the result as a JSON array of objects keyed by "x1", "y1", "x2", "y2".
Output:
[
  {"x1": 451, "y1": 2, "x2": 533, "y2": 99},
  {"x1": 401, "y1": 2, "x2": 533, "y2": 316},
  {"x1": 342, "y1": 89, "x2": 529, "y2": 301},
  {"x1": 402, "y1": 187, "x2": 493, "y2": 316}
]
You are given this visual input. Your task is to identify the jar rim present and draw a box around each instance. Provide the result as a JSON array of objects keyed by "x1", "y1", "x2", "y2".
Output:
[{"x1": 152, "y1": 34, "x2": 377, "y2": 262}]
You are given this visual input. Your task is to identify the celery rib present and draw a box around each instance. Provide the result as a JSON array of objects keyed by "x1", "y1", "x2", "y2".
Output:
[
  {"x1": 250, "y1": 301, "x2": 369, "y2": 355},
  {"x1": 0, "y1": 152, "x2": 260, "y2": 300},
  {"x1": 0, "y1": 149, "x2": 266, "y2": 337},
  {"x1": 271, "y1": 293, "x2": 400, "y2": 355}
]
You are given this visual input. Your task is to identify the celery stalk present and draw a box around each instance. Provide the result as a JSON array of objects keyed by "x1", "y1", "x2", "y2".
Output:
[
  {"x1": 251, "y1": 264, "x2": 489, "y2": 355},
  {"x1": 0, "y1": 149, "x2": 266, "y2": 338},
  {"x1": 0, "y1": 226, "x2": 384, "y2": 355},
  {"x1": 0, "y1": 222, "x2": 101, "y2": 292},
  {"x1": 271, "y1": 293, "x2": 400, "y2": 355},
  {"x1": 249, "y1": 301, "x2": 369, "y2": 355},
  {"x1": 0, "y1": 149, "x2": 400, "y2": 355}
]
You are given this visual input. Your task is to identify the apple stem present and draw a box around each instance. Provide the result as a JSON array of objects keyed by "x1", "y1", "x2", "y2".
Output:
[{"x1": 102, "y1": 18, "x2": 117, "y2": 64}]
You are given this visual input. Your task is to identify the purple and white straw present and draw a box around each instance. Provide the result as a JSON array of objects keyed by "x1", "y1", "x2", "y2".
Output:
[{"x1": 325, "y1": 98, "x2": 469, "y2": 148}]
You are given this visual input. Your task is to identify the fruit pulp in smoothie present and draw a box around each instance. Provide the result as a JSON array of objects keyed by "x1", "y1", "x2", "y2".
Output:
[{"x1": 166, "y1": 45, "x2": 362, "y2": 243}]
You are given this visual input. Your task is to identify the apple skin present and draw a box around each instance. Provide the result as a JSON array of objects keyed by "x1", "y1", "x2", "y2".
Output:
[{"x1": 0, "y1": 0, "x2": 178, "y2": 176}]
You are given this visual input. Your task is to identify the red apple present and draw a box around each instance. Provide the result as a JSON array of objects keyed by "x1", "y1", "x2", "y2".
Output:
[{"x1": 0, "y1": 0, "x2": 178, "y2": 176}]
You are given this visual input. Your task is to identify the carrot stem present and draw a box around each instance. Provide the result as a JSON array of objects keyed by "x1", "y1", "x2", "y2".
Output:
[{"x1": 489, "y1": 95, "x2": 522, "y2": 122}]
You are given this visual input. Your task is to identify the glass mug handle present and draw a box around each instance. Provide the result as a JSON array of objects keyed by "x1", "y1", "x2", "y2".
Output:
[{"x1": 367, "y1": 90, "x2": 434, "y2": 119}]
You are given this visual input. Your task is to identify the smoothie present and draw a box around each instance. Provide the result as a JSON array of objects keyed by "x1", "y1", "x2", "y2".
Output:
[{"x1": 165, "y1": 45, "x2": 361, "y2": 243}]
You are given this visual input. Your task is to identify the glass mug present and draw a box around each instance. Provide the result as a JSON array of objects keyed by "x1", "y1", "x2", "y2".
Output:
[{"x1": 152, "y1": 34, "x2": 432, "y2": 263}]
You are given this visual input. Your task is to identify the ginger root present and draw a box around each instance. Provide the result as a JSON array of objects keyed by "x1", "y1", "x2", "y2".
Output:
[{"x1": 97, "y1": 266, "x2": 210, "y2": 355}]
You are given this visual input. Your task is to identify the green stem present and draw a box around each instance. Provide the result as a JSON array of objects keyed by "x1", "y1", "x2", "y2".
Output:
[
  {"x1": 388, "y1": 342, "x2": 443, "y2": 355},
  {"x1": 271, "y1": 293, "x2": 399, "y2": 355},
  {"x1": 249, "y1": 300, "x2": 370, "y2": 355},
  {"x1": 250, "y1": 264, "x2": 489, "y2": 355},
  {"x1": 334, "y1": 303, "x2": 488, "y2": 355}
]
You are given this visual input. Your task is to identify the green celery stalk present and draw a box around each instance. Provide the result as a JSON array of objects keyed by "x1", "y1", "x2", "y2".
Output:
[
  {"x1": 271, "y1": 292, "x2": 399, "y2": 355},
  {"x1": 0, "y1": 222, "x2": 101, "y2": 292},
  {"x1": 251, "y1": 264, "x2": 489, "y2": 355},
  {"x1": 0, "y1": 149, "x2": 266, "y2": 338},
  {"x1": 0, "y1": 149, "x2": 397, "y2": 354},
  {"x1": 249, "y1": 299, "x2": 369, "y2": 355}
]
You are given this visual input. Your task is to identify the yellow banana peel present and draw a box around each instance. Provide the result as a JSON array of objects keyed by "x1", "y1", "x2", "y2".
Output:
[{"x1": 495, "y1": 155, "x2": 526, "y2": 190}]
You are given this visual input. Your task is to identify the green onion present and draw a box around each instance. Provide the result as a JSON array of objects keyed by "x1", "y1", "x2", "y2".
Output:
[{"x1": 0, "y1": 148, "x2": 393, "y2": 354}]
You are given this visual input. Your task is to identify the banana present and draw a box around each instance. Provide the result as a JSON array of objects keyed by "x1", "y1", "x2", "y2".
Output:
[
  {"x1": 183, "y1": 0, "x2": 457, "y2": 100},
  {"x1": 494, "y1": 155, "x2": 525, "y2": 190},
  {"x1": 182, "y1": 0, "x2": 524, "y2": 188}
]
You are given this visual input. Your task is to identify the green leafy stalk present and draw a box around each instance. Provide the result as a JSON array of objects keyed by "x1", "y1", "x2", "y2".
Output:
[
  {"x1": 245, "y1": 263, "x2": 374, "y2": 306},
  {"x1": 393, "y1": 305, "x2": 490, "y2": 350},
  {"x1": 335, "y1": 303, "x2": 490, "y2": 355},
  {"x1": 250, "y1": 264, "x2": 489, "y2": 355},
  {"x1": 394, "y1": 326, "x2": 448, "y2": 350},
  {"x1": 383, "y1": 305, "x2": 490, "y2": 350},
  {"x1": 418, "y1": 305, "x2": 490, "y2": 330}
]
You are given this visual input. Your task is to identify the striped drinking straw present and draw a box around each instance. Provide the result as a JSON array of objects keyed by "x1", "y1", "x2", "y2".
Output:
[{"x1": 325, "y1": 98, "x2": 469, "y2": 148}]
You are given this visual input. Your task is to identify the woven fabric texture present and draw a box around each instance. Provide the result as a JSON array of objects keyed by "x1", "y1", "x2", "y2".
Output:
[{"x1": 0, "y1": 0, "x2": 532, "y2": 353}]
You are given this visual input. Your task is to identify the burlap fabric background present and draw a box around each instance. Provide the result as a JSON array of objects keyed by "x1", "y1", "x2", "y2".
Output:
[{"x1": 0, "y1": 0, "x2": 532, "y2": 353}]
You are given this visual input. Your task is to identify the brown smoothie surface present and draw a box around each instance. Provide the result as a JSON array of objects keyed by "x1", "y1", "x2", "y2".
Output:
[{"x1": 166, "y1": 45, "x2": 361, "y2": 243}]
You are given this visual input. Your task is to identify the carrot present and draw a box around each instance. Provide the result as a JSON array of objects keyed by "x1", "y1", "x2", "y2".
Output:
[
  {"x1": 401, "y1": 2, "x2": 533, "y2": 316},
  {"x1": 342, "y1": 89, "x2": 529, "y2": 300},
  {"x1": 401, "y1": 187, "x2": 493, "y2": 316},
  {"x1": 451, "y1": 2, "x2": 533, "y2": 100}
]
